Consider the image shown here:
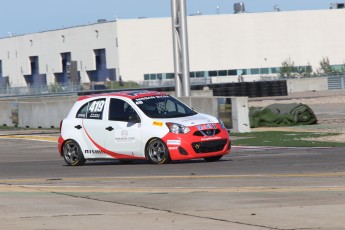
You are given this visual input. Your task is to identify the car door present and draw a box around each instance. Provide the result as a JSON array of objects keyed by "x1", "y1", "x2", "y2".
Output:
[
  {"x1": 104, "y1": 98, "x2": 142, "y2": 157},
  {"x1": 75, "y1": 98, "x2": 109, "y2": 158}
]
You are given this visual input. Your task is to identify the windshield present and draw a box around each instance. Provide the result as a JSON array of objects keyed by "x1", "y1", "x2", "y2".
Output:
[{"x1": 133, "y1": 95, "x2": 197, "y2": 118}]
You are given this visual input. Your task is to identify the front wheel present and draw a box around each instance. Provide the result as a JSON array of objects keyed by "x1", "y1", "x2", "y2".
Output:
[
  {"x1": 62, "y1": 140, "x2": 86, "y2": 166},
  {"x1": 146, "y1": 138, "x2": 170, "y2": 164},
  {"x1": 203, "y1": 155, "x2": 223, "y2": 162}
]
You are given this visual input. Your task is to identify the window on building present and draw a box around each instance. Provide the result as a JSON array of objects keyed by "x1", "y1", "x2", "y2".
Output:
[
  {"x1": 195, "y1": 71, "x2": 205, "y2": 78},
  {"x1": 250, "y1": 68, "x2": 259, "y2": 75},
  {"x1": 166, "y1": 73, "x2": 174, "y2": 79},
  {"x1": 270, "y1": 68, "x2": 278, "y2": 74},
  {"x1": 227, "y1": 70, "x2": 237, "y2": 76},
  {"x1": 218, "y1": 70, "x2": 227, "y2": 76},
  {"x1": 241, "y1": 69, "x2": 247, "y2": 75},
  {"x1": 260, "y1": 68, "x2": 269, "y2": 74},
  {"x1": 331, "y1": 64, "x2": 344, "y2": 73},
  {"x1": 0, "y1": 60, "x2": 2, "y2": 77},
  {"x1": 144, "y1": 74, "x2": 150, "y2": 80},
  {"x1": 208, "y1": 70, "x2": 218, "y2": 77},
  {"x1": 149, "y1": 74, "x2": 157, "y2": 80},
  {"x1": 190, "y1": 72, "x2": 195, "y2": 78}
]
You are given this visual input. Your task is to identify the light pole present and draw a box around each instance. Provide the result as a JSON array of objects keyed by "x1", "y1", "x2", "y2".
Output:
[{"x1": 171, "y1": 0, "x2": 191, "y2": 97}]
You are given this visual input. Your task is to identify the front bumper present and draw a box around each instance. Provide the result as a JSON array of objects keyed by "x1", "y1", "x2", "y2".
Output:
[{"x1": 162, "y1": 125, "x2": 231, "y2": 161}]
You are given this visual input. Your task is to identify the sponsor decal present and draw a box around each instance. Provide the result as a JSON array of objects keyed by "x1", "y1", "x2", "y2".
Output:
[
  {"x1": 201, "y1": 136, "x2": 221, "y2": 141},
  {"x1": 134, "y1": 95, "x2": 170, "y2": 102},
  {"x1": 168, "y1": 146, "x2": 179, "y2": 150},
  {"x1": 114, "y1": 130, "x2": 135, "y2": 143},
  {"x1": 89, "y1": 113, "x2": 101, "y2": 118},
  {"x1": 167, "y1": 140, "x2": 181, "y2": 145},
  {"x1": 85, "y1": 149, "x2": 106, "y2": 155},
  {"x1": 115, "y1": 137, "x2": 135, "y2": 143},
  {"x1": 196, "y1": 123, "x2": 217, "y2": 130},
  {"x1": 153, "y1": 121, "x2": 164, "y2": 127}
]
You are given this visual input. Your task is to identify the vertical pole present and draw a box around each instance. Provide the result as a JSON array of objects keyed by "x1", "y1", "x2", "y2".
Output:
[
  {"x1": 171, "y1": 0, "x2": 183, "y2": 97},
  {"x1": 171, "y1": 0, "x2": 191, "y2": 97}
]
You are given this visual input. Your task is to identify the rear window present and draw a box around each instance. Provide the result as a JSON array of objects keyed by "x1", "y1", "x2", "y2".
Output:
[{"x1": 76, "y1": 98, "x2": 106, "y2": 120}]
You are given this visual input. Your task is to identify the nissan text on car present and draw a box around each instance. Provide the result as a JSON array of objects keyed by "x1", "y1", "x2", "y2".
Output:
[{"x1": 58, "y1": 90, "x2": 231, "y2": 165}]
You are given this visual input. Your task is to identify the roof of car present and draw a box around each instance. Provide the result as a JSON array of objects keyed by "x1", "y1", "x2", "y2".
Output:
[{"x1": 77, "y1": 90, "x2": 167, "y2": 101}]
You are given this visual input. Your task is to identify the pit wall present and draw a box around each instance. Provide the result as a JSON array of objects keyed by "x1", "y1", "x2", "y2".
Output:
[
  {"x1": 0, "y1": 96, "x2": 77, "y2": 128},
  {"x1": 287, "y1": 77, "x2": 328, "y2": 93}
]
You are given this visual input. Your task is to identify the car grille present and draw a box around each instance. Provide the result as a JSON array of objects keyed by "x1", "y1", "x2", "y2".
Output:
[
  {"x1": 193, "y1": 129, "x2": 220, "y2": 137},
  {"x1": 192, "y1": 139, "x2": 228, "y2": 153}
]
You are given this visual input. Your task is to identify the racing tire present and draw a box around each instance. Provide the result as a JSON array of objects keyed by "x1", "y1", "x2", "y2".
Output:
[
  {"x1": 146, "y1": 138, "x2": 171, "y2": 164},
  {"x1": 203, "y1": 155, "x2": 223, "y2": 162},
  {"x1": 62, "y1": 140, "x2": 86, "y2": 166}
]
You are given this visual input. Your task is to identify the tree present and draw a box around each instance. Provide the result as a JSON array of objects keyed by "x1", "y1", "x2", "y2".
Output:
[
  {"x1": 318, "y1": 57, "x2": 334, "y2": 75},
  {"x1": 279, "y1": 58, "x2": 296, "y2": 78}
]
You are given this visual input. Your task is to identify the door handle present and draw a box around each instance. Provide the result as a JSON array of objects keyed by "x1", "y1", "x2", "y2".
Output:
[
  {"x1": 74, "y1": 125, "x2": 82, "y2": 130},
  {"x1": 105, "y1": 126, "x2": 114, "y2": 131}
]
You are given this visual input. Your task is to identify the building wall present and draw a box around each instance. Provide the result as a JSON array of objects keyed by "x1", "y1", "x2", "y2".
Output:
[
  {"x1": 116, "y1": 18, "x2": 174, "y2": 81},
  {"x1": 0, "y1": 22, "x2": 119, "y2": 87},
  {"x1": 117, "y1": 9, "x2": 345, "y2": 82},
  {"x1": 1, "y1": 9, "x2": 345, "y2": 87}
]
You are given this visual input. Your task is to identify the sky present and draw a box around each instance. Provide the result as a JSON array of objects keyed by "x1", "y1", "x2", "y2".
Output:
[{"x1": 0, "y1": 0, "x2": 332, "y2": 37}]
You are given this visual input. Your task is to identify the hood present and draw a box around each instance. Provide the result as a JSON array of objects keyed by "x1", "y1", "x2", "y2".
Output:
[{"x1": 160, "y1": 113, "x2": 218, "y2": 126}]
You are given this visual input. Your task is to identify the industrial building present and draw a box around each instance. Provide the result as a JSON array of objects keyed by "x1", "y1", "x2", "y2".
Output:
[{"x1": 1, "y1": 5, "x2": 345, "y2": 89}]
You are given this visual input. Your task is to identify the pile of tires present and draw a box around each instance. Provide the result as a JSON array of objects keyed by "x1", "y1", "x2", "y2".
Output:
[{"x1": 212, "y1": 80, "x2": 287, "y2": 98}]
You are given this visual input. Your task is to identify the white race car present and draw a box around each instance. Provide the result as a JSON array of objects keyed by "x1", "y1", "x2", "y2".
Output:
[{"x1": 58, "y1": 90, "x2": 231, "y2": 165}]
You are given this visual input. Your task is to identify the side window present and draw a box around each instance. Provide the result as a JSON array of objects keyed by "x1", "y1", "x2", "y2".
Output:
[
  {"x1": 177, "y1": 104, "x2": 186, "y2": 113},
  {"x1": 109, "y1": 98, "x2": 138, "y2": 122},
  {"x1": 76, "y1": 98, "x2": 105, "y2": 120},
  {"x1": 166, "y1": 99, "x2": 176, "y2": 112}
]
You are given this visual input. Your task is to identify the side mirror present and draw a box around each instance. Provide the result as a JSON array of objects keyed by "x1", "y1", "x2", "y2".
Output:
[{"x1": 128, "y1": 114, "x2": 141, "y2": 123}]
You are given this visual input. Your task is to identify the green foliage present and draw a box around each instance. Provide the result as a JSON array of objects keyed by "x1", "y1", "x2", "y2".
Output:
[
  {"x1": 279, "y1": 58, "x2": 296, "y2": 77},
  {"x1": 49, "y1": 82, "x2": 62, "y2": 92},
  {"x1": 105, "y1": 81, "x2": 141, "y2": 89},
  {"x1": 279, "y1": 58, "x2": 314, "y2": 77},
  {"x1": 318, "y1": 57, "x2": 334, "y2": 74}
]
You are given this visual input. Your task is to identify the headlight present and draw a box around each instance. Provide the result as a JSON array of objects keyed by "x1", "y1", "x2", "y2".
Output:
[
  {"x1": 217, "y1": 117, "x2": 227, "y2": 129},
  {"x1": 166, "y1": 122, "x2": 190, "y2": 134}
]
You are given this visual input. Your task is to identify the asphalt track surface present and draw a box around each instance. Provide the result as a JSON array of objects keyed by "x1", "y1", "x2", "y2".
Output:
[{"x1": 0, "y1": 135, "x2": 345, "y2": 229}]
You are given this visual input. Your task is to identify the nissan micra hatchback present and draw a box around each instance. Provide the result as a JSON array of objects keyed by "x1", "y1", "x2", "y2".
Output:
[{"x1": 58, "y1": 90, "x2": 231, "y2": 165}]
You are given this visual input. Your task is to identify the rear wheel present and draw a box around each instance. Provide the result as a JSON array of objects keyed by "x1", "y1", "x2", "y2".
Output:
[
  {"x1": 146, "y1": 138, "x2": 170, "y2": 164},
  {"x1": 203, "y1": 155, "x2": 223, "y2": 162},
  {"x1": 62, "y1": 140, "x2": 86, "y2": 166}
]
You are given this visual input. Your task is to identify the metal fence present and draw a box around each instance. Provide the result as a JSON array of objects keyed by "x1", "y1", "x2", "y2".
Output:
[
  {"x1": 1, "y1": 75, "x2": 344, "y2": 97},
  {"x1": 328, "y1": 75, "x2": 345, "y2": 90},
  {"x1": 0, "y1": 83, "x2": 82, "y2": 97}
]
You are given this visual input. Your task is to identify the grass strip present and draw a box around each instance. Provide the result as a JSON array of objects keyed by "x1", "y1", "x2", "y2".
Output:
[{"x1": 231, "y1": 131, "x2": 345, "y2": 147}]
